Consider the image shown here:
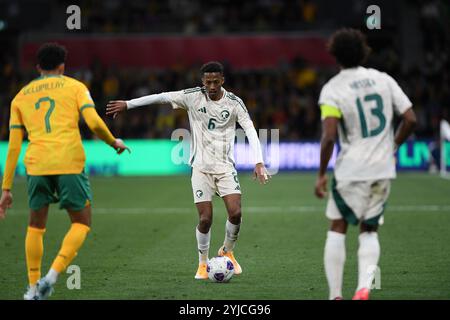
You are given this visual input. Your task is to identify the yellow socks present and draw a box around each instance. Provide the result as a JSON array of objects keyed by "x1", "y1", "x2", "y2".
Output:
[
  {"x1": 25, "y1": 226, "x2": 46, "y2": 286},
  {"x1": 25, "y1": 223, "x2": 90, "y2": 288},
  {"x1": 51, "y1": 223, "x2": 90, "y2": 274}
]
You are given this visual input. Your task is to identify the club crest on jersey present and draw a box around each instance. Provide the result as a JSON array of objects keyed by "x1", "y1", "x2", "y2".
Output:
[
  {"x1": 196, "y1": 190, "x2": 204, "y2": 198},
  {"x1": 220, "y1": 110, "x2": 230, "y2": 119},
  {"x1": 198, "y1": 107, "x2": 206, "y2": 113}
]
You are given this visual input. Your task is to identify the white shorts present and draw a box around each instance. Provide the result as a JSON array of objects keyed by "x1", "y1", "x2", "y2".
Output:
[
  {"x1": 191, "y1": 167, "x2": 241, "y2": 203},
  {"x1": 326, "y1": 178, "x2": 391, "y2": 226}
]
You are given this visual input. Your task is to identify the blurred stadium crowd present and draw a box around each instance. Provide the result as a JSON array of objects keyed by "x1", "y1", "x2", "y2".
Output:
[{"x1": 0, "y1": 0, "x2": 449, "y2": 141}]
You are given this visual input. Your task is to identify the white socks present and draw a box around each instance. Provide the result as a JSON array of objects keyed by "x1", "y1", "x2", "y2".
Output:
[
  {"x1": 196, "y1": 227, "x2": 210, "y2": 264},
  {"x1": 324, "y1": 231, "x2": 346, "y2": 300},
  {"x1": 45, "y1": 268, "x2": 59, "y2": 285},
  {"x1": 357, "y1": 232, "x2": 380, "y2": 291},
  {"x1": 324, "y1": 230, "x2": 381, "y2": 298},
  {"x1": 196, "y1": 220, "x2": 240, "y2": 264},
  {"x1": 223, "y1": 220, "x2": 240, "y2": 252}
]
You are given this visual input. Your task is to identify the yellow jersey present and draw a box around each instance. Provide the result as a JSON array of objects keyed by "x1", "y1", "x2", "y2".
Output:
[{"x1": 9, "y1": 75, "x2": 104, "y2": 175}]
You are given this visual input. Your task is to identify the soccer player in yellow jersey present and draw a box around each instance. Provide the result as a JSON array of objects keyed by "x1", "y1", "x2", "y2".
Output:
[{"x1": 0, "y1": 43, "x2": 129, "y2": 300}]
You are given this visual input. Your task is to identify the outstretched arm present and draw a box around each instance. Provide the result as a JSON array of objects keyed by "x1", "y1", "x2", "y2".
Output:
[
  {"x1": 82, "y1": 107, "x2": 130, "y2": 154},
  {"x1": 106, "y1": 91, "x2": 187, "y2": 118}
]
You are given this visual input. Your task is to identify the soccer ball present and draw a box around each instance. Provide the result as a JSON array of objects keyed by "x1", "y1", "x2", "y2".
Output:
[{"x1": 207, "y1": 256, "x2": 234, "y2": 283}]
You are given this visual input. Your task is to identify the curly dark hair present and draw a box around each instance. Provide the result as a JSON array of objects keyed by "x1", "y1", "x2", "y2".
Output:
[
  {"x1": 37, "y1": 43, "x2": 67, "y2": 71},
  {"x1": 200, "y1": 61, "x2": 224, "y2": 74},
  {"x1": 327, "y1": 28, "x2": 371, "y2": 68}
]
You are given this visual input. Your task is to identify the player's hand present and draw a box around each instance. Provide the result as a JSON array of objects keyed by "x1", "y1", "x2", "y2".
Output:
[
  {"x1": 0, "y1": 190, "x2": 13, "y2": 220},
  {"x1": 315, "y1": 175, "x2": 328, "y2": 199},
  {"x1": 111, "y1": 138, "x2": 131, "y2": 155},
  {"x1": 106, "y1": 100, "x2": 127, "y2": 119},
  {"x1": 253, "y1": 163, "x2": 270, "y2": 185}
]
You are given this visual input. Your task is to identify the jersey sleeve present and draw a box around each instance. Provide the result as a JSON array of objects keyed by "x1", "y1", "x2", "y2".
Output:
[
  {"x1": 1, "y1": 128, "x2": 24, "y2": 190},
  {"x1": 386, "y1": 74, "x2": 412, "y2": 115},
  {"x1": 234, "y1": 97, "x2": 252, "y2": 130},
  {"x1": 235, "y1": 99, "x2": 264, "y2": 164},
  {"x1": 9, "y1": 99, "x2": 25, "y2": 130},
  {"x1": 161, "y1": 89, "x2": 192, "y2": 110},
  {"x1": 76, "y1": 82, "x2": 96, "y2": 112},
  {"x1": 81, "y1": 107, "x2": 116, "y2": 145},
  {"x1": 318, "y1": 84, "x2": 343, "y2": 120},
  {"x1": 318, "y1": 83, "x2": 341, "y2": 110}
]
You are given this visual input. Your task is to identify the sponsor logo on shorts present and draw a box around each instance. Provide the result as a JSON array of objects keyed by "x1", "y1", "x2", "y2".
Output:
[{"x1": 196, "y1": 190, "x2": 204, "y2": 198}]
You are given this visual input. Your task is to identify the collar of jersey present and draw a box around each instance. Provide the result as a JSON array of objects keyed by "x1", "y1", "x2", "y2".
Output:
[
  {"x1": 34, "y1": 75, "x2": 64, "y2": 81},
  {"x1": 340, "y1": 66, "x2": 362, "y2": 74}
]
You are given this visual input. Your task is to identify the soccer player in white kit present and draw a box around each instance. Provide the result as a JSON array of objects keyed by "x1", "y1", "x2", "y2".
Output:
[
  {"x1": 106, "y1": 62, "x2": 269, "y2": 279},
  {"x1": 315, "y1": 29, "x2": 417, "y2": 300}
]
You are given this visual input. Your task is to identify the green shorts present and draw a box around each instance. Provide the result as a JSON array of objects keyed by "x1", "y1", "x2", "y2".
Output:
[{"x1": 26, "y1": 172, "x2": 92, "y2": 211}]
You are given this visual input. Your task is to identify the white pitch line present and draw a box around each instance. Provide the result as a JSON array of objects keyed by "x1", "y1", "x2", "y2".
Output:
[{"x1": 6, "y1": 205, "x2": 450, "y2": 215}]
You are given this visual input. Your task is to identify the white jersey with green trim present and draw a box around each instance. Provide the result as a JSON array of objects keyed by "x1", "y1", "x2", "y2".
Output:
[
  {"x1": 163, "y1": 87, "x2": 259, "y2": 174},
  {"x1": 318, "y1": 66, "x2": 412, "y2": 181}
]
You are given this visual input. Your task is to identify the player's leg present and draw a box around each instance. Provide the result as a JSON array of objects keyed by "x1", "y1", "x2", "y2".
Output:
[
  {"x1": 195, "y1": 201, "x2": 213, "y2": 279},
  {"x1": 38, "y1": 173, "x2": 92, "y2": 299},
  {"x1": 24, "y1": 206, "x2": 49, "y2": 300},
  {"x1": 323, "y1": 178, "x2": 362, "y2": 300},
  {"x1": 48, "y1": 206, "x2": 91, "y2": 281},
  {"x1": 353, "y1": 223, "x2": 379, "y2": 300},
  {"x1": 216, "y1": 171, "x2": 242, "y2": 274},
  {"x1": 191, "y1": 168, "x2": 215, "y2": 279},
  {"x1": 218, "y1": 193, "x2": 242, "y2": 274},
  {"x1": 324, "y1": 219, "x2": 348, "y2": 300},
  {"x1": 353, "y1": 180, "x2": 389, "y2": 300},
  {"x1": 221, "y1": 194, "x2": 241, "y2": 251},
  {"x1": 24, "y1": 175, "x2": 58, "y2": 300}
]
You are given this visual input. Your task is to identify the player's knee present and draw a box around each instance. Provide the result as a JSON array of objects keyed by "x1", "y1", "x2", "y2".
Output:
[
  {"x1": 227, "y1": 207, "x2": 241, "y2": 225},
  {"x1": 28, "y1": 219, "x2": 46, "y2": 229},
  {"x1": 29, "y1": 209, "x2": 48, "y2": 229},
  {"x1": 198, "y1": 216, "x2": 212, "y2": 231},
  {"x1": 330, "y1": 219, "x2": 348, "y2": 234},
  {"x1": 360, "y1": 222, "x2": 378, "y2": 233},
  {"x1": 68, "y1": 206, "x2": 92, "y2": 227}
]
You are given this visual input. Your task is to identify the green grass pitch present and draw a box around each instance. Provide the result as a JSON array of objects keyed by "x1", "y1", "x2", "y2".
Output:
[{"x1": 0, "y1": 173, "x2": 449, "y2": 300}]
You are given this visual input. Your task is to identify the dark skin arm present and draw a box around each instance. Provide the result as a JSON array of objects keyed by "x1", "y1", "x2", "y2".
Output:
[
  {"x1": 394, "y1": 108, "x2": 417, "y2": 149},
  {"x1": 315, "y1": 117, "x2": 339, "y2": 199}
]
